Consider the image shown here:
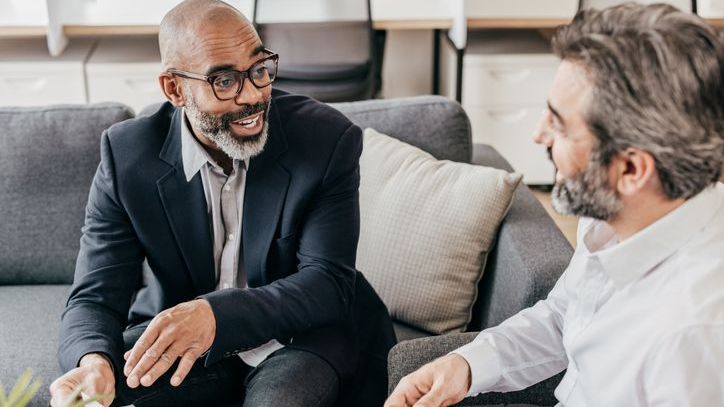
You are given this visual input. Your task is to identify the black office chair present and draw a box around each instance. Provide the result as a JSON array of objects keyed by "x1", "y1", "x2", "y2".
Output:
[{"x1": 253, "y1": 0, "x2": 383, "y2": 102}]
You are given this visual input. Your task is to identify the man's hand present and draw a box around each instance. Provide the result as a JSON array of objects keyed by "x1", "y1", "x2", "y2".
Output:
[
  {"x1": 123, "y1": 299, "x2": 216, "y2": 389},
  {"x1": 384, "y1": 354, "x2": 472, "y2": 407},
  {"x1": 50, "y1": 353, "x2": 115, "y2": 407}
]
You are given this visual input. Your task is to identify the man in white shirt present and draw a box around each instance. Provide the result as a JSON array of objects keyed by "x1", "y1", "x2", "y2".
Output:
[{"x1": 385, "y1": 4, "x2": 724, "y2": 407}]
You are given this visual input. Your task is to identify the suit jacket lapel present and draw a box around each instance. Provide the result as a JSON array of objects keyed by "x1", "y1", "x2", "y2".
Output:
[
  {"x1": 243, "y1": 99, "x2": 290, "y2": 287},
  {"x1": 156, "y1": 108, "x2": 216, "y2": 294}
]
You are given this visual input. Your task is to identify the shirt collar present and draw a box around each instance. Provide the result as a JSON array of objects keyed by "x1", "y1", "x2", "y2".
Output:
[
  {"x1": 180, "y1": 109, "x2": 248, "y2": 182},
  {"x1": 583, "y1": 183, "x2": 724, "y2": 289}
]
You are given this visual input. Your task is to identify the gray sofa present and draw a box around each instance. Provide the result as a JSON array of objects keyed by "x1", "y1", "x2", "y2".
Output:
[{"x1": 0, "y1": 96, "x2": 572, "y2": 406}]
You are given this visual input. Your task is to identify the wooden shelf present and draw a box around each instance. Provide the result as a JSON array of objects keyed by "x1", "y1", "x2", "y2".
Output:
[
  {"x1": 9, "y1": 16, "x2": 716, "y2": 39},
  {"x1": 0, "y1": 26, "x2": 46, "y2": 37},
  {"x1": 373, "y1": 19, "x2": 452, "y2": 30},
  {"x1": 63, "y1": 25, "x2": 160, "y2": 36},
  {"x1": 467, "y1": 18, "x2": 571, "y2": 29}
]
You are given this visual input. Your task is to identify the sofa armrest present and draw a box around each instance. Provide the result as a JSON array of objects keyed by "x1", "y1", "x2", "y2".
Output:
[
  {"x1": 469, "y1": 144, "x2": 573, "y2": 329},
  {"x1": 388, "y1": 333, "x2": 562, "y2": 406}
]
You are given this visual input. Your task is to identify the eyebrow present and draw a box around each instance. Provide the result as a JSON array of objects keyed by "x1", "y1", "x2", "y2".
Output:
[
  {"x1": 547, "y1": 100, "x2": 566, "y2": 126},
  {"x1": 204, "y1": 64, "x2": 235, "y2": 76},
  {"x1": 203, "y1": 45, "x2": 268, "y2": 76},
  {"x1": 250, "y1": 45, "x2": 266, "y2": 58}
]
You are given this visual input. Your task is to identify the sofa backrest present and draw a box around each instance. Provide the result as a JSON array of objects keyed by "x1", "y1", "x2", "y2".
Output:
[
  {"x1": 333, "y1": 96, "x2": 472, "y2": 163},
  {"x1": 0, "y1": 103, "x2": 134, "y2": 285}
]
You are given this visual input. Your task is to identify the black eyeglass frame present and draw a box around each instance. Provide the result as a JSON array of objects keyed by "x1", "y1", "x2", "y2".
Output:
[{"x1": 166, "y1": 48, "x2": 279, "y2": 101}]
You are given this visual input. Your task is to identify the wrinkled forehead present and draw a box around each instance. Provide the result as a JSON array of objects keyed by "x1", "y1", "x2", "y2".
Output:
[{"x1": 184, "y1": 21, "x2": 263, "y2": 73}]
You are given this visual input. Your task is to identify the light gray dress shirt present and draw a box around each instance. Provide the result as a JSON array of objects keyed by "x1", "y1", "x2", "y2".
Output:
[
  {"x1": 181, "y1": 111, "x2": 283, "y2": 367},
  {"x1": 454, "y1": 183, "x2": 724, "y2": 406}
]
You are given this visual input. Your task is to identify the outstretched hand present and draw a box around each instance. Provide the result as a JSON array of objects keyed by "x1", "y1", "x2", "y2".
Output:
[
  {"x1": 384, "y1": 354, "x2": 472, "y2": 407},
  {"x1": 123, "y1": 299, "x2": 216, "y2": 389}
]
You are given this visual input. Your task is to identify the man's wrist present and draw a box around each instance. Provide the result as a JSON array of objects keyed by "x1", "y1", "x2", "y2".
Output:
[{"x1": 79, "y1": 352, "x2": 114, "y2": 372}]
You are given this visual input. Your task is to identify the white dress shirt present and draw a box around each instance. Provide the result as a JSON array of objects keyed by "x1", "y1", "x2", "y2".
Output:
[
  {"x1": 181, "y1": 111, "x2": 283, "y2": 367},
  {"x1": 454, "y1": 183, "x2": 724, "y2": 406}
]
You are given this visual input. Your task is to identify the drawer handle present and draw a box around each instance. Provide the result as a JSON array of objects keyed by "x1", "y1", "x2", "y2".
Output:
[
  {"x1": 1, "y1": 76, "x2": 47, "y2": 92},
  {"x1": 488, "y1": 69, "x2": 531, "y2": 83},
  {"x1": 123, "y1": 78, "x2": 159, "y2": 93},
  {"x1": 486, "y1": 109, "x2": 528, "y2": 123}
]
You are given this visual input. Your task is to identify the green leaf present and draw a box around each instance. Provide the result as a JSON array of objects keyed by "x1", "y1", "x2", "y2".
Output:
[
  {"x1": 0, "y1": 380, "x2": 8, "y2": 404},
  {"x1": 0, "y1": 383, "x2": 8, "y2": 405},
  {"x1": 10, "y1": 380, "x2": 40, "y2": 407},
  {"x1": 6, "y1": 369, "x2": 34, "y2": 406}
]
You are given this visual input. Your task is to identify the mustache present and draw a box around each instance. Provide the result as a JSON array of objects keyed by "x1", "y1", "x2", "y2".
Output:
[{"x1": 220, "y1": 99, "x2": 270, "y2": 127}]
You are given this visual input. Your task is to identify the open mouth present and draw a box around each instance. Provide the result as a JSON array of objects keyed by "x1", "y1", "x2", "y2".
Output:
[{"x1": 230, "y1": 112, "x2": 264, "y2": 136}]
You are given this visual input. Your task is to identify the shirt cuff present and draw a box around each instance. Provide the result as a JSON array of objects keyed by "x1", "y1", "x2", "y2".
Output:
[{"x1": 451, "y1": 336, "x2": 502, "y2": 397}]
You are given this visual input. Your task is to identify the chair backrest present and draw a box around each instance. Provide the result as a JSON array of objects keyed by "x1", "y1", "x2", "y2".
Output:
[
  {"x1": 254, "y1": 0, "x2": 379, "y2": 102},
  {"x1": 0, "y1": 103, "x2": 134, "y2": 285}
]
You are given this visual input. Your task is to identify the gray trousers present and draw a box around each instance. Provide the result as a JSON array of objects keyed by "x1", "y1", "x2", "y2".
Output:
[{"x1": 113, "y1": 323, "x2": 339, "y2": 407}]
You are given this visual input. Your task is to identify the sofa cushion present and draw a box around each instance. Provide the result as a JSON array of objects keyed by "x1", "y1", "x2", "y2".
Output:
[
  {"x1": 0, "y1": 285, "x2": 71, "y2": 406},
  {"x1": 357, "y1": 129, "x2": 522, "y2": 334},
  {"x1": 0, "y1": 103, "x2": 134, "y2": 285}
]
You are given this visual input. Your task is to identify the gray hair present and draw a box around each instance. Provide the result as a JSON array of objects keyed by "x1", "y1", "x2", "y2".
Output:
[{"x1": 552, "y1": 3, "x2": 724, "y2": 199}]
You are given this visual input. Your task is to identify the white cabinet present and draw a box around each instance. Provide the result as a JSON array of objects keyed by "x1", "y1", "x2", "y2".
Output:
[
  {"x1": 0, "y1": 38, "x2": 92, "y2": 107},
  {"x1": 86, "y1": 37, "x2": 165, "y2": 114},
  {"x1": 699, "y1": 0, "x2": 724, "y2": 17},
  {"x1": 465, "y1": 0, "x2": 578, "y2": 19},
  {"x1": 461, "y1": 31, "x2": 556, "y2": 185}
]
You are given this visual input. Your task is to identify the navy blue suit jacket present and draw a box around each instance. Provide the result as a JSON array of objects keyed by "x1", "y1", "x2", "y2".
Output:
[{"x1": 59, "y1": 90, "x2": 394, "y2": 389}]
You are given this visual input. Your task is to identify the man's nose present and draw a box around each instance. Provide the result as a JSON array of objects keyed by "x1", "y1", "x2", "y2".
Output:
[
  {"x1": 234, "y1": 80, "x2": 263, "y2": 106},
  {"x1": 532, "y1": 110, "x2": 553, "y2": 147}
]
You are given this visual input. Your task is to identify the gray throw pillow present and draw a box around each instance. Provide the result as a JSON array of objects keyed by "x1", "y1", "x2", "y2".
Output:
[{"x1": 357, "y1": 128, "x2": 522, "y2": 334}]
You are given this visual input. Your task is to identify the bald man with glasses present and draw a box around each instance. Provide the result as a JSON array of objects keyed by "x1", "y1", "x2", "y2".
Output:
[{"x1": 50, "y1": 1, "x2": 395, "y2": 406}]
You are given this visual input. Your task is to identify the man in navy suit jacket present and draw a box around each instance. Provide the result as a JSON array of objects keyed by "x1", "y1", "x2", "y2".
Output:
[{"x1": 50, "y1": 1, "x2": 394, "y2": 406}]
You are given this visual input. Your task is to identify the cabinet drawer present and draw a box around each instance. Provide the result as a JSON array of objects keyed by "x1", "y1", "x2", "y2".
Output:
[
  {"x1": 86, "y1": 37, "x2": 165, "y2": 114},
  {"x1": 466, "y1": 0, "x2": 579, "y2": 18},
  {"x1": 467, "y1": 105, "x2": 555, "y2": 184},
  {"x1": 0, "y1": 69, "x2": 86, "y2": 106},
  {"x1": 86, "y1": 67, "x2": 165, "y2": 114},
  {"x1": 0, "y1": 38, "x2": 91, "y2": 107},
  {"x1": 462, "y1": 58, "x2": 557, "y2": 106}
]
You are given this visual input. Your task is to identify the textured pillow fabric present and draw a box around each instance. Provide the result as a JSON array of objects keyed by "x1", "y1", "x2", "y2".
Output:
[{"x1": 357, "y1": 128, "x2": 522, "y2": 334}]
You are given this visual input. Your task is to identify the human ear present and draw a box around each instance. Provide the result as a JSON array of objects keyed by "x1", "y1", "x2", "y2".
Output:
[
  {"x1": 614, "y1": 148, "x2": 657, "y2": 197},
  {"x1": 159, "y1": 73, "x2": 185, "y2": 107}
]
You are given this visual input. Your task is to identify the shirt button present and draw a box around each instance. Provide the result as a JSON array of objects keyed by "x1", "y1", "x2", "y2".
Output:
[
  {"x1": 224, "y1": 185, "x2": 231, "y2": 191},
  {"x1": 228, "y1": 234, "x2": 234, "y2": 241}
]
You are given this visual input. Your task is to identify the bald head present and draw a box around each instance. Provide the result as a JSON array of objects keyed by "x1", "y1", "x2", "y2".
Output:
[{"x1": 159, "y1": 0, "x2": 255, "y2": 69}]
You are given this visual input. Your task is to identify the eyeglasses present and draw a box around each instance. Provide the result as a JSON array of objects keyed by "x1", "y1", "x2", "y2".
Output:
[{"x1": 167, "y1": 49, "x2": 279, "y2": 101}]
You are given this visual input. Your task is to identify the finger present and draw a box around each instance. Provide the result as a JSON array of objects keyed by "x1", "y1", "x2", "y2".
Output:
[
  {"x1": 124, "y1": 321, "x2": 162, "y2": 376},
  {"x1": 383, "y1": 390, "x2": 410, "y2": 407},
  {"x1": 387, "y1": 376, "x2": 425, "y2": 407},
  {"x1": 124, "y1": 350, "x2": 130, "y2": 360},
  {"x1": 413, "y1": 381, "x2": 448, "y2": 407},
  {"x1": 139, "y1": 343, "x2": 184, "y2": 387},
  {"x1": 82, "y1": 373, "x2": 116, "y2": 407},
  {"x1": 49, "y1": 380, "x2": 78, "y2": 407},
  {"x1": 170, "y1": 349, "x2": 200, "y2": 387},
  {"x1": 127, "y1": 332, "x2": 175, "y2": 388}
]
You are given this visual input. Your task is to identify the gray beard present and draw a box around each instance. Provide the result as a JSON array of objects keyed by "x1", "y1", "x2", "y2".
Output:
[
  {"x1": 184, "y1": 88, "x2": 270, "y2": 161},
  {"x1": 551, "y1": 155, "x2": 622, "y2": 221}
]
